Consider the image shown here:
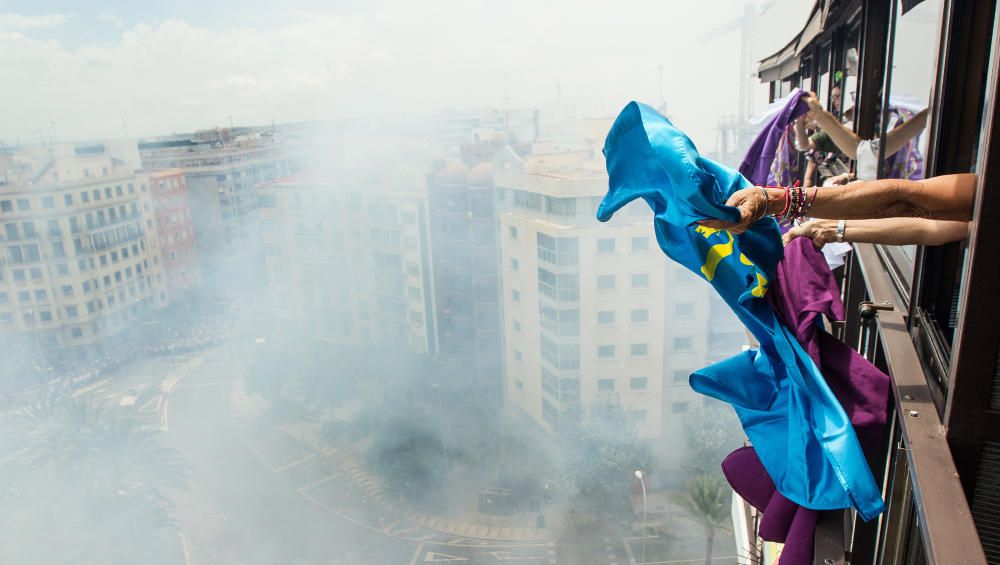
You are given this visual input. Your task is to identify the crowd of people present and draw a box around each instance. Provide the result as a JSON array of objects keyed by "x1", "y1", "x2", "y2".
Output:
[{"x1": 0, "y1": 309, "x2": 255, "y2": 407}]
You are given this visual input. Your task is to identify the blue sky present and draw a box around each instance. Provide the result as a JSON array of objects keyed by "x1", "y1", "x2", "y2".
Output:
[{"x1": 0, "y1": 1, "x2": 810, "y2": 143}]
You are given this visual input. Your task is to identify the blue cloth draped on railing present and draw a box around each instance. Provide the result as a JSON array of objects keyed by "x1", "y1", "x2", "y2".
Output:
[{"x1": 596, "y1": 101, "x2": 885, "y2": 520}]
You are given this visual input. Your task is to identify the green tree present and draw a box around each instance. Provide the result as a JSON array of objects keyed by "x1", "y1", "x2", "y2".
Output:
[
  {"x1": 681, "y1": 404, "x2": 742, "y2": 477},
  {"x1": 0, "y1": 392, "x2": 188, "y2": 564},
  {"x1": 558, "y1": 401, "x2": 653, "y2": 515},
  {"x1": 675, "y1": 473, "x2": 731, "y2": 565}
]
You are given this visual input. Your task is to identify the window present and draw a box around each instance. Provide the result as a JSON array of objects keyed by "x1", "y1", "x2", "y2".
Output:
[
  {"x1": 514, "y1": 349, "x2": 523, "y2": 361},
  {"x1": 672, "y1": 402, "x2": 690, "y2": 414},
  {"x1": 18, "y1": 291, "x2": 30, "y2": 302},
  {"x1": 0, "y1": 200, "x2": 11, "y2": 212},
  {"x1": 515, "y1": 379, "x2": 524, "y2": 391},
  {"x1": 631, "y1": 273, "x2": 650, "y2": 288},
  {"x1": 29, "y1": 267, "x2": 41, "y2": 280},
  {"x1": 630, "y1": 309, "x2": 649, "y2": 323},
  {"x1": 538, "y1": 268, "x2": 580, "y2": 301},
  {"x1": 513, "y1": 320, "x2": 521, "y2": 332},
  {"x1": 597, "y1": 345, "x2": 615, "y2": 359},
  {"x1": 40, "y1": 310, "x2": 52, "y2": 322},
  {"x1": 61, "y1": 285, "x2": 73, "y2": 297},
  {"x1": 71, "y1": 327, "x2": 83, "y2": 338},
  {"x1": 510, "y1": 258, "x2": 519, "y2": 271},
  {"x1": 631, "y1": 237, "x2": 650, "y2": 252},
  {"x1": 511, "y1": 289, "x2": 520, "y2": 303},
  {"x1": 81, "y1": 191, "x2": 89, "y2": 203},
  {"x1": 630, "y1": 343, "x2": 649, "y2": 357},
  {"x1": 596, "y1": 238, "x2": 615, "y2": 253},
  {"x1": 100, "y1": 255, "x2": 108, "y2": 267},
  {"x1": 596, "y1": 275, "x2": 616, "y2": 290},
  {"x1": 630, "y1": 377, "x2": 648, "y2": 390},
  {"x1": 598, "y1": 379, "x2": 615, "y2": 392},
  {"x1": 57, "y1": 263, "x2": 69, "y2": 275},
  {"x1": 42, "y1": 196, "x2": 54, "y2": 209},
  {"x1": 66, "y1": 305, "x2": 78, "y2": 318},
  {"x1": 537, "y1": 234, "x2": 578, "y2": 266},
  {"x1": 509, "y1": 226, "x2": 518, "y2": 239},
  {"x1": 597, "y1": 310, "x2": 616, "y2": 325},
  {"x1": 16, "y1": 199, "x2": 29, "y2": 211},
  {"x1": 64, "y1": 194, "x2": 73, "y2": 206},
  {"x1": 0, "y1": 292, "x2": 6, "y2": 303},
  {"x1": 674, "y1": 336, "x2": 693, "y2": 352},
  {"x1": 34, "y1": 289, "x2": 46, "y2": 302},
  {"x1": 674, "y1": 302, "x2": 695, "y2": 319}
]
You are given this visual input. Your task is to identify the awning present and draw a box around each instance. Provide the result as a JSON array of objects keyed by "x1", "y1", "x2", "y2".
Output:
[{"x1": 757, "y1": 0, "x2": 825, "y2": 82}]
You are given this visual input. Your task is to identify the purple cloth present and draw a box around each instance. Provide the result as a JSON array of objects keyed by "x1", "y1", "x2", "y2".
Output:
[
  {"x1": 739, "y1": 90, "x2": 810, "y2": 185},
  {"x1": 722, "y1": 237, "x2": 891, "y2": 565},
  {"x1": 886, "y1": 108, "x2": 925, "y2": 180}
]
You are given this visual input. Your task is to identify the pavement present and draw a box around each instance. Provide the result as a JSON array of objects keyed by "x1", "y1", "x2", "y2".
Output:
[{"x1": 72, "y1": 346, "x2": 740, "y2": 564}]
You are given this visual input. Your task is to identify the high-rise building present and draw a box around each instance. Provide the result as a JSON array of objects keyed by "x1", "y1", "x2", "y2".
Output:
[
  {"x1": 138, "y1": 128, "x2": 303, "y2": 299},
  {"x1": 426, "y1": 162, "x2": 504, "y2": 405},
  {"x1": 258, "y1": 175, "x2": 438, "y2": 354},
  {"x1": 0, "y1": 142, "x2": 159, "y2": 363},
  {"x1": 493, "y1": 145, "x2": 733, "y2": 454},
  {"x1": 136, "y1": 169, "x2": 200, "y2": 304}
]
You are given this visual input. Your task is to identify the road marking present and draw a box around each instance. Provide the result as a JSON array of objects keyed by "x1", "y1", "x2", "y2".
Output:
[
  {"x1": 488, "y1": 550, "x2": 543, "y2": 561},
  {"x1": 297, "y1": 473, "x2": 346, "y2": 493},
  {"x1": 275, "y1": 453, "x2": 316, "y2": 473},
  {"x1": 424, "y1": 550, "x2": 469, "y2": 561},
  {"x1": 179, "y1": 529, "x2": 193, "y2": 565},
  {"x1": 409, "y1": 543, "x2": 426, "y2": 565},
  {"x1": 380, "y1": 519, "x2": 400, "y2": 533}
]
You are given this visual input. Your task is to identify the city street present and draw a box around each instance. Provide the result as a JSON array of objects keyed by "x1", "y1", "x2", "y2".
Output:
[{"x1": 74, "y1": 346, "x2": 736, "y2": 564}]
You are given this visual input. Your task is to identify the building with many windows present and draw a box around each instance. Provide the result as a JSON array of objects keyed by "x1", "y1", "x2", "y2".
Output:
[
  {"x1": 258, "y1": 174, "x2": 438, "y2": 354},
  {"x1": 0, "y1": 142, "x2": 159, "y2": 363},
  {"x1": 138, "y1": 128, "x2": 303, "y2": 299},
  {"x1": 494, "y1": 145, "x2": 738, "y2": 453},
  {"x1": 138, "y1": 168, "x2": 200, "y2": 303}
]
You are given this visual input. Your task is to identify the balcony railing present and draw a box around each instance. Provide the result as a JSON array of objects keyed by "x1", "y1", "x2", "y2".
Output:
[{"x1": 808, "y1": 244, "x2": 988, "y2": 565}]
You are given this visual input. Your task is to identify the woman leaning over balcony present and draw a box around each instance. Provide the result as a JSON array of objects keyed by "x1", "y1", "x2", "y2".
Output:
[{"x1": 700, "y1": 173, "x2": 977, "y2": 235}]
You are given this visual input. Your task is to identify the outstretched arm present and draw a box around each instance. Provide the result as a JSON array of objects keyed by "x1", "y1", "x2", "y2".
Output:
[
  {"x1": 784, "y1": 218, "x2": 968, "y2": 248},
  {"x1": 700, "y1": 174, "x2": 977, "y2": 233},
  {"x1": 805, "y1": 93, "x2": 861, "y2": 159},
  {"x1": 884, "y1": 108, "x2": 928, "y2": 158}
]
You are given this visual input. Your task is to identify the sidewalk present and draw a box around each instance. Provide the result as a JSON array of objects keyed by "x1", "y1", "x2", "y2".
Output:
[{"x1": 233, "y1": 382, "x2": 550, "y2": 543}]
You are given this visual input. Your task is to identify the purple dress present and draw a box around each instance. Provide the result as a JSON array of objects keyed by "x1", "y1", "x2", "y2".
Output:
[{"x1": 722, "y1": 237, "x2": 891, "y2": 564}]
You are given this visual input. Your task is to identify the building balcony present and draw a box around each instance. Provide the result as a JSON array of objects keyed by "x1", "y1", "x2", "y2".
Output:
[{"x1": 734, "y1": 243, "x2": 991, "y2": 565}]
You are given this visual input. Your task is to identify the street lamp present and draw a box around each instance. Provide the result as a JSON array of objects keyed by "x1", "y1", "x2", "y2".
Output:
[{"x1": 635, "y1": 469, "x2": 647, "y2": 565}]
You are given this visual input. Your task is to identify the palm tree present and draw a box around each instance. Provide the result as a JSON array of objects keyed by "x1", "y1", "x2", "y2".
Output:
[
  {"x1": 1, "y1": 391, "x2": 189, "y2": 564},
  {"x1": 676, "y1": 474, "x2": 732, "y2": 565}
]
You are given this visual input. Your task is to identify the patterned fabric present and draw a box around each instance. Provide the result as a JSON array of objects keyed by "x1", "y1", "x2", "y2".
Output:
[
  {"x1": 739, "y1": 88, "x2": 809, "y2": 186},
  {"x1": 597, "y1": 101, "x2": 885, "y2": 520},
  {"x1": 886, "y1": 108, "x2": 925, "y2": 180}
]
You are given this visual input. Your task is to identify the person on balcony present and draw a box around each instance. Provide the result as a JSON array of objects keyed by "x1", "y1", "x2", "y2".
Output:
[
  {"x1": 782, "y1": 217, "x2": 968, "y2": 248},
  {"x1": 800, "y1": 92, "x2": 929, "y2": 181},
  {"x1": 700, "y1": 173, "x2": 976, "y2": 234}
]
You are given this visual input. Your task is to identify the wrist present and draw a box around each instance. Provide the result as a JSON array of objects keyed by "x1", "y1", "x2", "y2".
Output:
[{"x1": 765, "y1": 187, "x2": 785, "y2": 216}]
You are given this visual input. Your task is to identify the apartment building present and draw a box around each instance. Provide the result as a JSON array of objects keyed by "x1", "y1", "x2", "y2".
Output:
[
  {"x1": 494, "y1": 145, "x2": 733, "y2": 454},
  {"x1": 258, "y1": 175, "x2": 438, "y2": 354},
  {"x1": 138, "y1": 128, "x2": 302, "y2": 298},
  {"x1": 0, "y1": 142, "x2": 159, "y2": 362},
  {"x1": 138, "y1": 168, "x2": 200, "y2": 303}
]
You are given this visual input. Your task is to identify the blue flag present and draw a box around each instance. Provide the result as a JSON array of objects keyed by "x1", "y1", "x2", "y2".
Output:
[{"x1": 596, "y1": 101, "x2": 885, "y2": 520}]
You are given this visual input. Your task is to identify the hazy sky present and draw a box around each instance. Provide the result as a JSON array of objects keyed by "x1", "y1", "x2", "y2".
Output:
[{"x1": 0, "y1": 1, "x2": 810, "y2": 148}]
